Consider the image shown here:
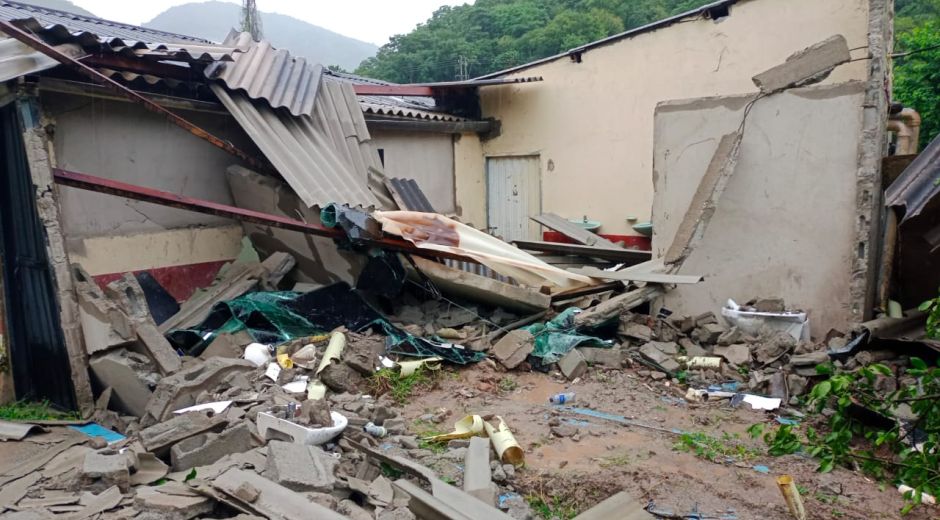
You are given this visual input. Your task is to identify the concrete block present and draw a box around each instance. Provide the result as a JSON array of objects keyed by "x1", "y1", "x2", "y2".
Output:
[
  {"x1": 752, "y1": 35, "x2": 850, "y2": 93},
  {"x1": 263, "y1": 441, "x2": 338, "y2": 493},
  {"x1": 135, "y1": 322, "x2": 181, "y2": 375},
  {"x1": 577, "y1": 346, "x2": 623, "y2": 368},
  {"x1": 648, "y1": 341, "x2": 678, "y2": 355},
  {"x1": 260, "y1": 252, "x2": 296, "y2": 290},
  {"x1": 617, "y1": 321, "x2": 652, "y2": 342},
  {"x1": 170, "y1": 423, "x2": 252, "y2": 471},
  {"x1": 213, "y1": 468, "x2": 347, "y2": 519},
  {"x1": 199, "y1": 331, "x2": 253, "y2": 360},
  {"x1": 73, "y1": 265, "x2": 133, "y2": 354},
  {"x1": 144, "y1": 357, "x2": 255, "y2": 423},
  {"x1": 139, "y1": 412, "x2": 227, "y2": 455},
  {"x1": 105, "y1": 273, "x2": 151, "y2": 324},
  {"x1": 713, "y1": 344, "x2": 750, "y2": 366},
  {"x1": 692, "y1": 323, "x2": 726, "y2": 344},
  {"x1": 679, "y1": 338, "x2": 707, "y2": 357},
  {"x1": 82, "y1": 451, "x2": 130, "y2": 492},
  {"x1": 491, "y1": 330, "x2": 534, "y2": 369},
  {"x1": 558, "y1": 349, "x2": 587, "y2": 380},
  {"x1": 135, "y1": 483, "x2": 214, "y2": 520},
  {"x1": 88, "y1": 349, "x2": 155, "y2": 417},
  {"x1": 463, "y1": 437, "x2": 497, "y2": 506}
]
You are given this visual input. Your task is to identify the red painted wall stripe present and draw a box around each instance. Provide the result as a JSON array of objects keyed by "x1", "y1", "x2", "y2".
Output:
[{"x1": 93, "y1": 260, "x2": 229, "y2": 303}]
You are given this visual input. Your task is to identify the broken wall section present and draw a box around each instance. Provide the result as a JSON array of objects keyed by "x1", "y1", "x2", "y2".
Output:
[{"x1": 652, "y1": 82, "x2": 867, "y2": 336}]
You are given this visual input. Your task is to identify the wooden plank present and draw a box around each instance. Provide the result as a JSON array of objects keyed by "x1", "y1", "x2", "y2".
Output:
[
  {"x1": 570, "y1": 266, "x2": 703, "y2": 284},
  {"x1": 513, "y1": 240, "x2": 651, "y2": 264},
  {"x1": 530, "y1": 213, "x2": 621, "y2": 248}
]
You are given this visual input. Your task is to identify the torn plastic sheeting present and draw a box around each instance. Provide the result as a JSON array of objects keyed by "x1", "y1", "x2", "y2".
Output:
[
  {"x1": 169, "y1": 283, "x2": 484, "y2": 365},
  {"x1": 372, "y1": 211, "x2": 594, "y2": 292},
  {"x1": 523, "y1": 307, "x2": 612, "y2": 363}
]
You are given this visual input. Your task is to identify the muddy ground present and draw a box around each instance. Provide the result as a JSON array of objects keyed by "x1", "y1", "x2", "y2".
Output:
[{"x1": 398, "y1": 361, "x2": 930, "y2": 520}]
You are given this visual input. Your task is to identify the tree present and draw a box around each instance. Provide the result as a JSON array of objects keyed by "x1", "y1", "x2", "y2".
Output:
[{"x1": 893, "y1": 21, "x2": 940, "y2": 150}]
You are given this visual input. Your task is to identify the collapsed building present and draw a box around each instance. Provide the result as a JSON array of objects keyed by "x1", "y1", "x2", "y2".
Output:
[{"x1": 0, "y1": 0, "x2": 932, "y2": 518}]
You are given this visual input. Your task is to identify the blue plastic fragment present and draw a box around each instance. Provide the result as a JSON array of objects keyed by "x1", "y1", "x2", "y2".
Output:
[
  {"x1": 68, "y1": 423, "x2": 125, "y2": 444},
  {"x1": 752, "y1": 464, "x2": 771, "y2": 474},
  {"x1": 498, "y1": 492, "x2": 521, "y2": 509},
  {"x1": 775, "y1": 416, "x2": 800, "y2": 425}
]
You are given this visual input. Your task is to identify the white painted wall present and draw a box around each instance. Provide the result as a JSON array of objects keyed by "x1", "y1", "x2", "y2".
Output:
[{"x1": 370, "y1": 129, "x2": 455, "y2": 213}]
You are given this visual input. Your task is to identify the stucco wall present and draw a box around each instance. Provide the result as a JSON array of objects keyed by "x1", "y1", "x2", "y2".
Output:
[
  {"x1": 454, "y1": 132, "x2": 486, "y2": 228},
  {"x1": 42, "y1": 93, "x2": 256, "y2": 239},
  {"x1": 370, "y1": 129, "x2": 456, "y2": 213},
  {"x1": 463, "y1": 0, "x2": 870, "y2": 236},
  {"x1": 652, "y1": 82, "x2": 866, "y2": 335}
]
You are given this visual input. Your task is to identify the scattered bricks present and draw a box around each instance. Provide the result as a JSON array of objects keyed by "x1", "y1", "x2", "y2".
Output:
[
  {"x1": 659, "y1": 358, "x2": 681, "y2": 373},
  {"x1": 170, "y1": 423, "x2": 252, "y2": 471},
  {"x1": 692, "y1": 323, "x2": 725, "y2": 344},
  {"x1": 135, "y1": 322, "x2": 181, "y2": 375},
  {"x1": 648, "y1": 341, "x2": 678, "y2": 356},
  {"x1": 139, "y1": 412, "x2": 227, "y2": 456},
  {"x1": 617, "y1": 321, "x2": 652, "y2": 343},
  {"x1": 752, "y1": 35, "x2": 850, "y2": 93},
  {"x1": 82, "y1": 451, "x2": 130, "y2": 492},
  {"x1": 767, "y1": 371, "x2": 788, "y2": 399},
  {"x1": 577, "y1": 346, "x2": 623, "y2": 368},
  {"x1": 144, "y1": 357, "x2": 255, "y2": 424},
  {"x1": 558, "y1": 349, "x2": 587, "y2": 380},
  {"x1": 492, "y1": 330, "x2": 535, "y2": 369},
  {"x1": 72, "y1": 264, "x2": 134, "y2": 355},
  {"x1": 464, "y1": 436, "x2": 496, "y2": 505},
  {"x1": 383, "y1": 418, "x2": 406, "y2": 435},
  {"x1": 673, "y1": 316, "x2": 696, "y2": 334},
  {"x1": 753, "y1": 298, "x2": 786, "y2": 313},
  {"x1": 694, "y1": 312, "x2": 718, "y2": 327},
  {"x1": 264, "y1": 440, "x2": 337, "y2": 493},
  {"x1": 717, "y1": 327, "x2": 743, "y2": 346},
  {"x1": 89, "y1": 349, "x2": 156, "y2": 417},
  {"x1": 639, "y1": 342, "x2": 671, "y2": 366},
  {"x1": 135, "y1": 483, "x2": 214, "y2": 520},
  {"x1": 679, "y1": 338, "x2": 708, "y2": 357},
  {"x1": 655, "y1": 323, "x2": 678, "y2": 343},
  {"x1": 713, "y1": 344, "x2": 750, "y2": 366},
  {"x1": 650, "y1": 371, "x2": 668, "y2": 381}
]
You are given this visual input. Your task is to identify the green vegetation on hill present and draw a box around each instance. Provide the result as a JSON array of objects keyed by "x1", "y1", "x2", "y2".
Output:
[
  {"x1": 16, "y1": 0, "x2": 95, "y2": 17},
  {"x1": 355, "y1": 0, "x2": 716, "y2": 83},
  {"x1": 894, "y1": 0, "x2": 940, "y2": 149}
]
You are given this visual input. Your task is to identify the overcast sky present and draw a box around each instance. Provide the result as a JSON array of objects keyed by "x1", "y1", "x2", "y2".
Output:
[{"x1": 71, "y1": 0, "x2": 468, "y2": 45}]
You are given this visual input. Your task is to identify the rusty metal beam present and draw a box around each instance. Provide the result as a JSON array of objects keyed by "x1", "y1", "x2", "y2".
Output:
[
  {"x1": 52, "y1": 169, "x2": 475, "y2": 263},
  {"x1": 353, "y1": 84, "x2": 435, "y2": 96},
  {"x1": 0, "y1": 20, "x2": 269, "y2": 173},
  {"x1": 80, "y1": 53, "x2": 200, "y2": 81}
]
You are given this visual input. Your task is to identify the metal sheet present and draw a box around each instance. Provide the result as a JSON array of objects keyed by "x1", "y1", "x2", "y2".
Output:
[
  {"x1": 212, "y1": 79, "x2": 393, "y2": 209},
  {"x1": 885, "y1": 134, "x2": 940, "y2": 222},
  {"x1": 205, "y1": 31, "x2": 321, "y2": 117},
  {"x1": 530, "y1": 212, "x2": 621, "y2": 248},
  {"x1": 0, "y1": 419, "x2": 43, "y2": 440},
  {"x1": 0, "y1": 36, "x2": 82, "y2": 82},
  {"x1": 513, "y1": 240, "x2": 651, "y2": 265},
  {"x1": 385, "y1": 178, "x2": 436, "y2": 213}
]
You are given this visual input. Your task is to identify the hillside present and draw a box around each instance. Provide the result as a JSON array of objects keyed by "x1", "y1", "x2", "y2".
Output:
[
  {"x1": 16, "y1": 0, "x2": 96, "y2": 17},
  {"x1": 144, "y1": 1, "x2": 376, "y2": 70}
]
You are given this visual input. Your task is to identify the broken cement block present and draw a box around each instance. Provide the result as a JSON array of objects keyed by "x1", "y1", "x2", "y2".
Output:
[
  {"x1": 790, "y1": 351, "x2": 829, "y2": 366},
  {"x1": 73, "y1": 265, "x2": 134, "y2": 354},
  {"x1": 259, "y1": 252, "x2": 296, "y2": 291},
  {"x1": 717, "y1": 327, "x2": 743, "y2": 346},
  {"x1": 170, "y1": 423, "x2": 252, "y2": 471},
  {"x1": 492, "y1": 330, "x2": 535, "y2": 369},
  {"x1": 135, "y1": 322, "x2": 181, "y2": 375},
  {"x1": 200, "y1": 331, "x2": 253, "y2": 360},
  {"x1": 648, "y1": 341, "x2": 678, "y2": 355},
  {"x1": 89, "y1": 349, "x2": 156, "y2": 417},
  {"x1": 214, "y1": 468, "x2": 347, "y2": 519},
  {"x1": 82, "y1": 451, "x2": 130, "y2": 492},
  {"x1": 577, "y1": 346, "x2": 623, "y2": 368},
  {"x1": 134, "y1": 483, "x2": 214, "y2": 520},
  {"x1": 139, "y1": 412, "x2": 227, "y2": 456},
  {"x1": 263, "y1": 440, "x2": 337, "y2": 493},
  {"x1": 714, "y1": 344, "x2": 750, "y2": 366},
  {"x1": 679, "y1": 338, "x2": 707, "y2": 357},
  {"x1": 639, "y1": 343, "x2": 671, "y2": 365},
  {"x1": 144, "y1": 357, "x2": 255, "y2": 423},
  {"x1": 753, "y1": 298, "x2": 786, "y2": 313},
  {"x1": 104, "y1": 273, "x2": 151, "y2": 324},
  {"x1": 558, "y1": 349, "x2": 587, "y2": 380},
  {"x1": 464, "y1": 436, "x2": 495, "y2": 506},
  {"x1": 752, "y1": 35, "x2": 851, "y2": 93},
  {"x1": 692, "y1": 323, "x2": 726, "y2": 344},
  {"x1": 617, "y1": 321, "x2": 652, "y2": 342}
]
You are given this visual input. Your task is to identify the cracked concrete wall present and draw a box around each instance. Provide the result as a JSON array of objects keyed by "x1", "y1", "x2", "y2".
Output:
[
  {"x1": 40, "y1": 92, "x2": 255, "y2": 277},
  {"x1": 652, "y1": 82, "x2": 867, "y2": 336},
  {"x1": 463, "y1": 0, "x2": 871, "y2": 237}
]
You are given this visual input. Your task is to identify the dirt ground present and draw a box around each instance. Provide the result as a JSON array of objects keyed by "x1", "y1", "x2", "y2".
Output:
[{"x1": 399, "y1": 361, "x2": 931, "y2": 520}]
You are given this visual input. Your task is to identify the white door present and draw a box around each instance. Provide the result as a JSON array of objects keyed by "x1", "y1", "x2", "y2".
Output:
[{"x1": 486, "y1": 156, "x2": 541, "y2": 242}]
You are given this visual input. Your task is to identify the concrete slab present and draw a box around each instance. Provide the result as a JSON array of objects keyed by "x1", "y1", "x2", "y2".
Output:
[
  {"x1": 88, "y1": 350, "x2": 154, "y2": 417},
  {"x1": 135, "y1": 483, "x2": 214, "y2": 520},
  {"x1": 171, "y1": 423, "x2": 252, "y2": 471},
  {"x1": 139, "y1": 413, "x2": 227, "y2": 456},
  {"x1": 213, "y1": 468, "x2": 347, "y2": 520},
  {"x1": 144, "y1": 357, "x2": 255, "y2": 424},
  {"x1": 263, "y1": 440, "x2": 337, "y2": 493},
  {"x1": 752, "y1": 35, "x2": 851, "y2": 93},
  {"x1": 572, "y1": 491, "x2": 654, "y2": 520},
  {"x1": 408, "y1": 256, "x2": 550, "y2": 313},
  {"x1": 491, "y1": 330, "x2": 534, "y2": 369},
  {"x1": 463, "y1": 436, "x2": 495, "y2": 505},
  {"x1": 558, "y1": 349, "x2": 587, "y2": 380},
  {"x1": 135, "y1": 322, "x2": 181, "y2": 375}
]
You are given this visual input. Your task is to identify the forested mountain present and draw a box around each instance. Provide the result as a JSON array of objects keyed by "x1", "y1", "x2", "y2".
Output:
[
  {"x1": 145, "y1": 2, "x2": 376, "y2": 71},
  {"x1": 894, "y1": 0, "x2": 940, "y2": 148},
  {"x1": 355, "y1": 0, "x2": 715, "y2": 83},
  {"x1": 17, "y1": 0, "x2": 95, "y2": 17}
]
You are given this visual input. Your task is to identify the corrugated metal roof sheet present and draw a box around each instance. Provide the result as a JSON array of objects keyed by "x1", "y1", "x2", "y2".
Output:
[
  {"x1": 205, "y1": 31, "x2": 320, "y2": 117},
  {"x1": 885, "y1": 134, "x2": 940, "y2": 222},
  {"x1": 0, "y1": 36, "x2": 81, "y2": 82},
  {"x1": 211, "y1": 78, "x2": 394, "y2": 209},
  {"x1": 386, "y1": 178, "x2": 436, "y2": 212},
  {"x1": 0, "y1": 1, "x2": 210, "y2": 43}
]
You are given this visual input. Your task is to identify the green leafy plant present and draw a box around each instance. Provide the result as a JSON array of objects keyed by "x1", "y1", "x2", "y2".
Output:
[
  {"x1": 498, "y1": 376, "x2": 519, "y2": 392},
  {"x1": 526, "y1": 494, "x2": 579, "y2": 520},
  {"x1": 0, "y1": 400, "x2": 81, "y2": 421},
  {"x1": 673, "y1": 431, "x2": 758, "y2": 463},
  {"x1": 367, "y1": 366, "x2": 441, "y2": 405},
  {"x1": 748, "y1": 423, "x2": 808, "y2": 456},
  {"x1": 918, "y1": 291, "x2": 940, "y2": 339}
]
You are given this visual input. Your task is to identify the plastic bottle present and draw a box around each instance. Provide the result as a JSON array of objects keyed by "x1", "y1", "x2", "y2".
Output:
[{"x1": 548, "y1": 392, "x2": 575, "y2": 405}]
